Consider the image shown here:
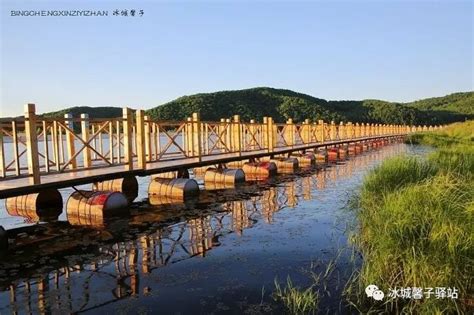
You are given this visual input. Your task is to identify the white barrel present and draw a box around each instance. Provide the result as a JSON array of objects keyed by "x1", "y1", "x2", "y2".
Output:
[
  {"x1": 5, "y1": 189, "x2": 63, "y2": 222},
  {"x1": 93, "y1": 176, "x2": 138, "y2": 203},
  {"x1": 204, "y1": 168, "x2": 245, "y2": 185},
  {"x1": 66, "y1": 190, "x2": 128, "y2": 227},
  {"x1": 149, "y1": 178, "x2": 199, "y2": 201},
  {"x1": 151, "y1": 169, "x2": 190, "y2": 180}
]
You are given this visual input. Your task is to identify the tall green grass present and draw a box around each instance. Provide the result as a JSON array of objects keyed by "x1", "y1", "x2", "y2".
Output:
[
  {"x1": 273, "y1": 276, "x2": 319, "y2": 314},
  {"x1": 347, "y1": 121, "x2": 474, "y2": 314}
]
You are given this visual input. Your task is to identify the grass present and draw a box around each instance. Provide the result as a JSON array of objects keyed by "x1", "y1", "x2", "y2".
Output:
[
  {"x1": 346, "y1": 121, "x2": 474, "y2": 314},
  {"x1": 272, "y1": 257, "x2": 339, "y2": 314},
  {"x1": 273, "y1": 276, "x2": 319, "y2": 314}
]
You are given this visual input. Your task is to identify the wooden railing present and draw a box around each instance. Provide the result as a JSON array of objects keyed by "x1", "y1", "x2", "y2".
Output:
[{"x1": 0, "y1": 104, "x2": 441, "y2": 183}]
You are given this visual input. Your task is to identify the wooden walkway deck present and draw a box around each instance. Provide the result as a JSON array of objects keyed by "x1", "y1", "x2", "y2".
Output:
[
  {"x1": 0, "y1": 135, "x2": 404, "y2": 198},
  {"x1": 0, "y1": 104, "x2": 439, "y2": 198}
]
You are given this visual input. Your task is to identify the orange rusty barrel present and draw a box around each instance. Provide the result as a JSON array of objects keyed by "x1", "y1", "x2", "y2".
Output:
[
  {"x1": 204, "y1": 168, "x2": 245, "y2": 186},
  {"x1": 328, "y1": 148, "x2": 339, "y2": 162},
  {"x1": 5, "y1": 189, "x2": 63, "y2": 222},
  {"x1": 242, "y1": 162, "x2": 277, "y2": 180},
  {"x1": 271, "y1": 157, "x2": 299, "y2": 173},
  {"x1": 151, "y1": 169, "x2": 190, "y2": 180},
  {"x1": 355, "y1": 144, "x2": 363, "y2": 154},
  {"x1": 149, "y1": 178, "x2": 199, "y2": 201},
  {"x1": 362, "y1": 143, "x2": 369, "y2": 151},
  {"x1": 66, "y1": 190, "x2": 128, "y2": 227},
  {"x1": 93, "y1": 176, "x2": 138, "y2": 204}
]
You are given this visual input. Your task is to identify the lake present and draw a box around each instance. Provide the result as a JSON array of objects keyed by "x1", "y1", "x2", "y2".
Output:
[{"x1": 0, "y1": 143, "x2": 430, "y2": 314}]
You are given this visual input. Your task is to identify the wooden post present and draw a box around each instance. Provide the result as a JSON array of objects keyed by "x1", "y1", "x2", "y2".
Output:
[
  {"x1": 64, "y1": 113, "x2": 76, "y2": 169},
  {"x1": 233, "y1": 115, "x2": 242, "y2": 155},
  {"x1": 339, "y1": 122, "x2": 345, "y2": 140},
  {"x1": 122, "y1": 108, "x2": 133, "y2": 169},
  {"x1": 136, "y1": 110, "x2": 146, "y2": 169},
  {"x1": 81, "y1": 114, "x2": 91, "y2": 168},
  {"x1": 301, "y1": 119, "x2": 310, "y2": 144},
  {"x1": 263, "y1": 117, "x2": 269, "y2": 150},
  {"x1": 347, "y1": 122, "x2": 353, "y2": 139},
  {"x1": 355, "y1": 123, "x2": 360, "y2": 138},
  {"x1": 318, "y1": 120, "x2": 325, "y2": 143},
  {"x1": 192, "y1": 113, "x2": 202, "y2": 160},
  {"x1": 24, "y1": 104, "x2": 40, "y2": 184},
  {"x1": 225, "y1": 118, "x2": 232, "y2": 151},
  {"x1": 144, "y1": 115, "x2": 151, "y2": 161},
  {"x1": 268, "y1": 117, "x2": 275, "y2": 151},
  {"x1": 330, "y1": 121, "x2": 336, "y2": 140},
  {"x1": 185, "y1": 117, "x2": 192, "y2": 156},
  {"x1": 284, "y1": 118, "x2": 295, "y2": 146}
]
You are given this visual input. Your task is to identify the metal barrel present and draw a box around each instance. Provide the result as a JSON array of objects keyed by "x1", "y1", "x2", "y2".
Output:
[
  {"x1": 5, "y1": 189, "x2": 63, "y2": 222},
  {"x1": 148, "y1": 178, "x2": 199, "y2": 201},
  {"x1": 93, "y1": 176, "x2": 138, "y2": 204},
  {"x1": 66, "y1": 190, "x2": 128, "y2": 227}
]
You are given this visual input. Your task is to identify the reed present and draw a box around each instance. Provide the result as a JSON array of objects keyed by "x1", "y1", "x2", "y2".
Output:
[{"x1": 347, "y1": 121, "x2": 474, "y2": 314}]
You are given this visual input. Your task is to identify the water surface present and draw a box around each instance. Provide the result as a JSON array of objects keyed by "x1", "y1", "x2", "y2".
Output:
[{"x1": 0, "y1": 143, "x2": 430, "y2": 314}]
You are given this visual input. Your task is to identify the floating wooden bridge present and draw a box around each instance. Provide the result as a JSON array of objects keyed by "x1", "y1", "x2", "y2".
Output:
[{"x1": 0, "y1": 104, "x2": 439, "y2": 199}]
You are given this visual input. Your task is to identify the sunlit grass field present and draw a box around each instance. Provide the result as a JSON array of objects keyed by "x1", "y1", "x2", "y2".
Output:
[{"x1": 347, "y1": 121, "x2": 473, "y2": 314}]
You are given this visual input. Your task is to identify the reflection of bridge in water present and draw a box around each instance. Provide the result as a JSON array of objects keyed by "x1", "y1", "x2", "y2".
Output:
[{"x1": 0, "y1": 144, "x2": 406, "y2": 314}]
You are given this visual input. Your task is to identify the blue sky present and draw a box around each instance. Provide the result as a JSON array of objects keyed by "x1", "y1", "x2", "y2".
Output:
[{"x1": 1, "y1": 0, "x2": 472, "y2": 116}]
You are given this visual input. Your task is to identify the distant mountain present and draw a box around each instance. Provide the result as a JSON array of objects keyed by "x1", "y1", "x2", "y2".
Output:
[
  {"x1": 40, "y1": 88, "x2": 474, "y2": 125},
  {"x1": 145, "y1": 87, "x2": 473, "y2": 125},
  {"x1": 41, "y1": 106, "x2": 122, "y2": 119}
]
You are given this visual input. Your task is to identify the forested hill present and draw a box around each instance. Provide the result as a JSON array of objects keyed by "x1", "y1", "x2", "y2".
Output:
[
  {"x1": 145, "y1": 88, "x2": 473, "y2": 125},
  {"x1": 42, "y1": 106, "x2": 122, "y2": 119},
  {"x1": 40, "y1": 88, "x2": 473, "y2": 125}
]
